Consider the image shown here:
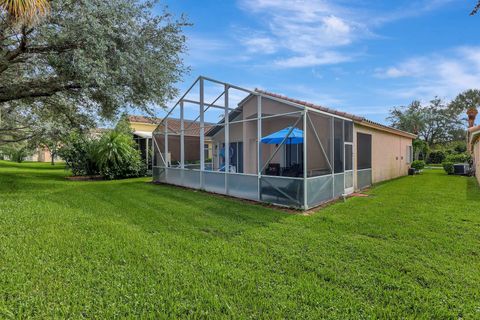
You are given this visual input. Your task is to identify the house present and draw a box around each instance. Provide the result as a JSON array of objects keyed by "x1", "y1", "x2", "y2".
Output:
[
  {"x1": 23, "y1": 146, "x2": 56, "y2": 163},
  {"x1": 152, "y1": 77, "x2": 416, "y2": 210},
  {"x1": 468, "y1": 125, "x2": 480, "y2": 185}
]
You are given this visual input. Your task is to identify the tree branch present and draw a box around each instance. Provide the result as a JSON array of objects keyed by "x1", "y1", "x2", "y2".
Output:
[{"x1": 0, "y1": 78, "x2": 83, "y2": 103}]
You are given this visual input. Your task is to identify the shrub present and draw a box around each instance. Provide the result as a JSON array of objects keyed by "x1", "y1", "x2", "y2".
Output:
[
  {"x1": 94, "y1": 130, "x2": 146, "y2": 179},
  {"x1": 442, "y1": 162, "x2": 454, "y2": 175},
  {"x1": 58, "y1": 129, "x2": 146, "y2": 179},
  {"x1": 427, "y1": 150, "x2": 445, "y2": 164},
  {"x1": 411, "y1": 160, "x2": 425, "y2": 171},
  {"x1": 58, "y1": 133, "x2": 99, "y2": 176},
  {"x1": 445, "y1": 153, "x2": 471, "y2": 164}
]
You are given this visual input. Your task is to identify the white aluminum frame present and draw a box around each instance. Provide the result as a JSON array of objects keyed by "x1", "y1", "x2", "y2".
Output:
[{"x1": 152, "y1": 76, "x2": 354, "y2": 210}]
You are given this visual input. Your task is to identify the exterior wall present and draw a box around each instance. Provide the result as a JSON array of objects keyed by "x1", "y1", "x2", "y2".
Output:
[
  {"x1": 474, "y1": 140, "x2": 480, "y2": 185},
  {"x1": 27, "y1": 147, "x2": 57, "y2": 163},
  {"x1": 129, "y1": 122, "x2": 157, "y2": 133},
  {"x1": 354, "y1": 124, "x2": 413, "y2": 188},
  {"x1": 210, "y1": 97, "x2": 306, "y2": 174}
]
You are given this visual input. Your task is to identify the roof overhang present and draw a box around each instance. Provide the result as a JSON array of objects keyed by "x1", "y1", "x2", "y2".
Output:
[
  {"x1": 469, "y1": 126, "x2": 480, "y2": 145},
  {"x1": 133, "y1": 131, "x2": 153, "y2": 139},
  {"x1": 354, "y1": 120, "x2": 417, "y2": 139}
]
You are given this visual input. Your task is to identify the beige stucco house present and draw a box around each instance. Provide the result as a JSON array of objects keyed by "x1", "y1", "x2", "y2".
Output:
[
  {"x1": 152, "y1": 76, "x2": 416, "y2": 210},
  {"x1": 468, "y1": 125, "x2": 480, "y2": 185}
]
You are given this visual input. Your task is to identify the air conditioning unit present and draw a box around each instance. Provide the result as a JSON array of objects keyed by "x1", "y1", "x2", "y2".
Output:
[{"x1": 453, "y1": 163, "x2": 469, "y2": 175}]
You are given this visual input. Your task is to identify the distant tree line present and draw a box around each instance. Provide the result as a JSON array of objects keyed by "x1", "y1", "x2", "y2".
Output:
[{"x1": 387, "y1": 89, "x2": 479, "y2": 163}]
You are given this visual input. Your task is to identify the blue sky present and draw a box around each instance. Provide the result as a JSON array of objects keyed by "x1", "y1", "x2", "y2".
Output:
[{"x1": 153, "y1": 0, "x2": 480, "y2": 124}]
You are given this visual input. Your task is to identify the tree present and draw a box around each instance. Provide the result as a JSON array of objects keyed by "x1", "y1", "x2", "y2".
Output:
[
  {"x1": 31, "y1": 121, "x2": 71, "y2": 165},
  {"x1": 388, "y1": 97, "x2": 465, "y2": 147},
  {"x1": 0, "y1": 0, "x2": 188, "y2": 143},
  {"x1": 0, "y1": 96, "x2": 94, "y2": 145},
  {"x1": 471, "y1": 1, "x2": 480, "y2": 15},
  {"x1": 450, "y1": 89, "x2": 480, "y2": 113},
  {"x1": 387, "y1": 100, "x2": 425, "y2": 135}
]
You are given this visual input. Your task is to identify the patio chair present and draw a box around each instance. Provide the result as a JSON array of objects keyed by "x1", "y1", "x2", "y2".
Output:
[{"x1": 265, "y1": 163, "x2": 280, "y2": 176}]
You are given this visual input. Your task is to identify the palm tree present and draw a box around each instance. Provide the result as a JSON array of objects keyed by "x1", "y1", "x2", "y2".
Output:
[
  {"x1": 472, "y1": 1, "x2": 480, "y2": 15},
  {"x1": 0, "y1": 0, "x2": 50, "y2": 24}
]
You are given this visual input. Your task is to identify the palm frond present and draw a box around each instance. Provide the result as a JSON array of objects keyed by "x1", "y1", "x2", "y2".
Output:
[
  {"x1": 471, "y1": 0, "x2": 480, "y2": 15},
  {"x1": 0, "y1": 0, "x2": 50, "y2": 24}
]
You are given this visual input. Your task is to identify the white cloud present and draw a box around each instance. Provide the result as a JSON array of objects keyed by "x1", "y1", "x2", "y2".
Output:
[
  {"x1": 237, "y1": 0, "x2": 363, "y2": 68},
  {"x1": 274, "y1": 52, "x2": 351, "y2": 68},
  {"x1": 237, "y1": 0, "x2": 454, "y2": 68},
  {"x1": 375, "y1": 46, "x2": 480, "y2": 100},
  {"x1": 242, "y1": 36, "x2": 278, "y2": 54}
]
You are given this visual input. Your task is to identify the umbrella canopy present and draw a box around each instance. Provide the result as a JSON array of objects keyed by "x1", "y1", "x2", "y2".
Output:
[{"x1": 261, "y1": 127, "x2": 304, "y2": 145}]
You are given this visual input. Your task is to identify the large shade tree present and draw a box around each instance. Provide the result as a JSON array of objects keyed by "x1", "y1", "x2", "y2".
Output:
[
  {"x1": 388, "y1": 97, "x2": 465, "y2": 147},
  {"x1": 0, "y1": 0, "x2": 188, "y2": 144}
]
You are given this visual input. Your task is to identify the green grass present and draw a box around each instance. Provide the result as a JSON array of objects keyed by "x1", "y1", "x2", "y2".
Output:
[{"x1": 0, "y1": 160, "x2": 479, "y2": 319}]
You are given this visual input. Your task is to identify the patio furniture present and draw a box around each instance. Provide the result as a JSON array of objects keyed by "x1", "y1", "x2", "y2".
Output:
[{"x1": 265, "y1": 163, "x2": 280, "y2": 176}]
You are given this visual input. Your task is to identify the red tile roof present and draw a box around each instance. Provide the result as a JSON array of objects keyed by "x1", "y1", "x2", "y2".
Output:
[
  {"x1": 128, "y1": 115, "x2": 214, "y2": 137},
  {"x1": 254, "y1": 89, "x2": 417, "y2": 139},
  {"x1": 127, "y1": 115, "x2": 163, "y2": 124}
]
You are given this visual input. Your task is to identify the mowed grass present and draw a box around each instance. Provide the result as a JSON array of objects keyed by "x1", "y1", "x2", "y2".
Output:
[{"x1": 0, "y1": 161, "x2": 479, "y2": 319}]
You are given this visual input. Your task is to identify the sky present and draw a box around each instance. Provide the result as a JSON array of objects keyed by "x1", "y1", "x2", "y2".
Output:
[{"x1": 151, "y1": 0, "x2": 480, "y2": 125}]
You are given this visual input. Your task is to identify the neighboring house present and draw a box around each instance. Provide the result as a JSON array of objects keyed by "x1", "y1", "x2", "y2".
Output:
[
  {"x1": 26, "y1": 147, "x2": 55, "y2": 163},
  {"x1": 23, "y1": 128, "x2": 109, "y2": 163},
  {"x1": 468, "y1": 125, "x2": 480, "y2": 185},
  {"x1": 127, "y1": 115, "x2": 213, "y2": 167},
  {"x1": 152, "y1": 77, "x2": 416, "y2": 210}
]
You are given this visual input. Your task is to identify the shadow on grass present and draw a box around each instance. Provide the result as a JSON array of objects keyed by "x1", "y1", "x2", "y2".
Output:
[
  {"x1": 32, "y1": 175, "x2": 289, "y2": 240},
  {"x1": 466, "y1": 177, "x2": 480, "y2": 202},
  {"x1": 0, "y1": 160, "x2": 66, "y2": 171}
]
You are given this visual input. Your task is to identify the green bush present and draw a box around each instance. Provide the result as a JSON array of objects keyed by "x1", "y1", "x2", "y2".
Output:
[
  {"x1": 427, "y1": 150, "x2": 445, "y2": 164},
  {"x1": 445, "y1": 153, "x2": 471, "y2": 164},
  {"x1": 59, "y1": 130, "x2": 146, "y2": 179},
  {"x1": 58, "y1": 133, "x2": 99, "y2": 176},
  {"x1": 442, "y1": 162, "x2": 454, "y2": 175},
  {"x1": 411, "y1": 160, "x2": 425, "y2": 171},
  {"x1": 94, "y1": 130, "x2": 146, "y2": 179}
]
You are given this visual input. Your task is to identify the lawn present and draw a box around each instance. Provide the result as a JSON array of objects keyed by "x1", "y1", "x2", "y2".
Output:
[{"x1": 0, "y1": 160, "x2": 479, "y2": 318}]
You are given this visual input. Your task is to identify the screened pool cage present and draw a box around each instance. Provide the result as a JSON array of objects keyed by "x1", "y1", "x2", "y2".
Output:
[{"x1": 152, "y1": 76, "x2": 355, "y2": 210}]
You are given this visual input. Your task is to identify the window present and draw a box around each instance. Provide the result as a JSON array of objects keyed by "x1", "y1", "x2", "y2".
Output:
[
  {"x1": 406, "y1": 145, "x2": 413, "y2": 164},
  {"x1": 334, "y1": 119, "x2": 344, "y2": 173},
  {"x1": 357, "y1": 133, "x2": 372, "y2": 170}
]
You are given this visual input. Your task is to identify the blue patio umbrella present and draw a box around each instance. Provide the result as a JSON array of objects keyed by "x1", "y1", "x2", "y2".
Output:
[
  {"x1": 261, "y1": 127, "x2": 304, "y2": 145},
  {"x1": 261, "y1": 127, "x2": 304, "y2": 173}
]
